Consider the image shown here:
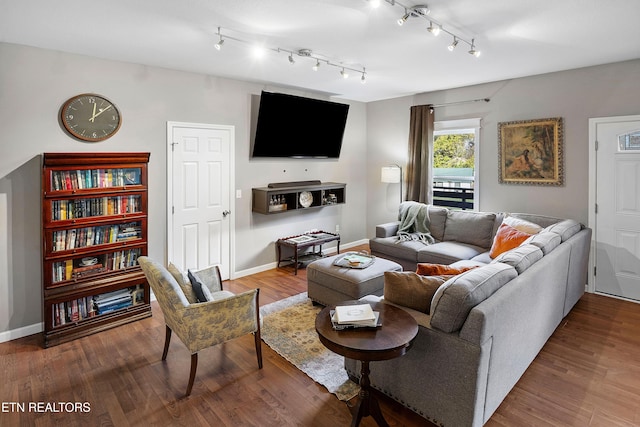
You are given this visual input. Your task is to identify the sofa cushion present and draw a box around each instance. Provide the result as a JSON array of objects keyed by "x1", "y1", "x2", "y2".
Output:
[
  {"x1": 430, "y1": 263, "x2": 518, "y2": 333},
  {"x1": 524, "y1": 231, "x2": 562, "y2": 255},
  {"x1": 417, "y1": 241, "x2": 485, "y2": 265},
  {"x1": 492, "y1": 244, "x2": 543, "y2": 274},
  {"x1": 416, "y1": 263, "x2": 478, "y2": 276},
  {"x1": 545, "y1": 219, "x2": 582, "y2": 242},
  {"x1": 426, "y1": 205, "x2": 449, "y2": 242},
  {"x1": 503, "y1": 215, "x2": 544, "y2": 234},
  {"x1": 489, "y1": 222, "x2": 533, "y2": 258},
  {"x1": 369, "y1": 237, "x2": 421, "y2": 263},
  {"x1": 471, "y1": 252, "x2": 492, "y2": 264},
  {"x1": 443, "y1": 211, "x2": 497, "y2": 249},
  {"x1": 167, "y1": 263, "x2": 198, "y2": 303},
  {"x1": 384, "y1": 271, "x2": 453, "y2": 313}
]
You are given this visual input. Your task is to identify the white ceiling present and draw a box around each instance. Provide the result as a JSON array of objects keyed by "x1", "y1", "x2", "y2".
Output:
[{"x1": 2, "y1": 0, "x2": 640, "y2": 102}]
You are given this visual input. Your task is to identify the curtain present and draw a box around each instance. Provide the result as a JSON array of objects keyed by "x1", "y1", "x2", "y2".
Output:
[{"x1": 405, "y1": 105, "x2": 434, "y2": 203}]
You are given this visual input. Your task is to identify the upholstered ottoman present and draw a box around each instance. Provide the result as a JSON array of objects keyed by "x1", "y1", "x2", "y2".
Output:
[{"x1": 307, "y1": 254, "x2": 402, "y2": 306}]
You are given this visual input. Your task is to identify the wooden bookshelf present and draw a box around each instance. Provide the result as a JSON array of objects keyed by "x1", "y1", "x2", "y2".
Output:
[{"x1": 41, "y1": 152, "x2": 151, "y2": 347}]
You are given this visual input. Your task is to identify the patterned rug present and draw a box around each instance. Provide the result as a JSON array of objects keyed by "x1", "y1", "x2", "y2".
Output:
[{"x1": 260, "y1": 292, "x2": 360, "y2": 401}]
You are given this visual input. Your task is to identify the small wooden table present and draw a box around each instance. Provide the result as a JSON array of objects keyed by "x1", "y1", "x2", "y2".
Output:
[
  {"x1": 315, "y1": 301, "x2": 418, "y2": 427},
  {"x1": 276, "y1": 231, "x2": 340, "y2": 275}
]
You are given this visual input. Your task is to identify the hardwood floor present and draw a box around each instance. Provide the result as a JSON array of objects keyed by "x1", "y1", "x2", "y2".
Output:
[{"x1": 2, "y1": 257, "x2": 640, "y2": 426}]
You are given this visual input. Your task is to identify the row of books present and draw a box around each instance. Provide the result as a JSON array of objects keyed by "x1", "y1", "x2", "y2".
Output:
[
  {"x1": 51, "y1": 248, "x2": 141, "y2": 283},
  {"x1": 51, "y1": 286, "x2": 144, "y2": 327},
  {"x1": 93, "y1": 288, "x2": 134, "y2": 315},
  {"x1": 50, "y1": 168, "x2": 141, "y2": 191},
  {"x1": 51, "y1": 195, "x2": 142, "y2": 221},
  {"x1": 52, "y1": 296, "x2": 96, "y2": 327},
  {"x1": 52, "y1": 222, "x2": 142, "y2": 251}
]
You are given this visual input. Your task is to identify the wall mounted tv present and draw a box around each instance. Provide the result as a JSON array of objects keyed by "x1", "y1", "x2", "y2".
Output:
[{"x1": 251, "y1": 91, "x2": 349, "y2": 158}]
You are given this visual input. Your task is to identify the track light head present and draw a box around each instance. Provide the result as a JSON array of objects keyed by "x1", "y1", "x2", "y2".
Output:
[
  {"x1": 448, "y1": 37, "x2": 459, "y2": 51},
  {"x1": 397, "y1": 11, "x2": 410, "y2": 25},
  {"x1": 288, "y1": 54, "x2": 295, "y2": 64},
  {"x1": 398, "y1": 5, "x2": 429, "y2": 26},
  {"x1": 340, "y1": 68, "x2": 349, "y2": 79},
  {"x1": 312, "y1": 59, "x2": 321, "y2": 71},
  {"x1": 369, "y1": 0, "x2": 381, "y2": 8},
  {"x1": 468, "y1": 39, "x2": 481, "y2": 57},
  {"x1": 361, "y1": 69, "x2": 366, "y2": 84},
  {"x1": 214, "y1": 37, "x2": 224, "y2": 50},
  {"x1": 427, "y1": 22, "x2": 440, "y2": 36}
]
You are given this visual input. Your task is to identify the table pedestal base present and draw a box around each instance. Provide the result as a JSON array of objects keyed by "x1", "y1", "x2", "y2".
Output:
[{"x1": 350, "y1": 361, "x2": 389, "y2": 427}]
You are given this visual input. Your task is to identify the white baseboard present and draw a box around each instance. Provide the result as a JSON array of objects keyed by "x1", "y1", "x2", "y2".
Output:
[{"x1": 0, "y1": 322, "x2": 43, "y2": 344}]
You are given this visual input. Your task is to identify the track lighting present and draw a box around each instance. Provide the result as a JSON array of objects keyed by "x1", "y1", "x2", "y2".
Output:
[
  {"x1": 214, "y1": 27, "x2": 366, "y2": 83},
  {"x1": 366, "y1": 1, "x2": 481, "y2": 57},
  {"x1": 448, "y1": 37, "x2": 459, "y2": 51},
  {"x1": 427, "y1": 21, "x2": 440, "y2": 36}
]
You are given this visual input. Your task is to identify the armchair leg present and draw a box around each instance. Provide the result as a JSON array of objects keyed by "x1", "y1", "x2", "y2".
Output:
[
  {"x1": 162, "y1": 325, "x2": 172, "y2": 361},
  {"x1": 254, "y1": 330, "x2": 263, "y2": 369},
  {"x1": 186, "y1": 353, "x2": 198, "y2": 397}
]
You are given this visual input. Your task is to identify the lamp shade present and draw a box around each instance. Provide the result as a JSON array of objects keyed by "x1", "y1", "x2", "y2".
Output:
[{"x1": 381, "y1": 166, "x2": 401, "y2": 183}]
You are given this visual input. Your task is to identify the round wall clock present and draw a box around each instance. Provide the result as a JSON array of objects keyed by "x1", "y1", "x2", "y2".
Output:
[{"x1": 60, "y1": 93, "x2": 121, "y2": 142}]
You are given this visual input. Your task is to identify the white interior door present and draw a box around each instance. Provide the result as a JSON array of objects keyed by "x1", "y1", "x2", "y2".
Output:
[
  {"x1": 592, "y1": 115, "x2": 640, "y2": 301},
  {"x1": 168, "y1": 122, "x2": 234, "y2": 279}
]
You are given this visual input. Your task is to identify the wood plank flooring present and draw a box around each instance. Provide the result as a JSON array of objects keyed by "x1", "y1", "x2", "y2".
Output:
[{"x1": 2, "y1": 255, "x2": 640, "y2": 426}]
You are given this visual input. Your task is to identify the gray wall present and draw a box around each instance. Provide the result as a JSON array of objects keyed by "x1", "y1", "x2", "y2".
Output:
[
  {"x1": 0, "y1": 42, "x2": 367, "y2": 336},
  {"x1": 367, "y1": 59, "x2": 640, "y2": 233}
]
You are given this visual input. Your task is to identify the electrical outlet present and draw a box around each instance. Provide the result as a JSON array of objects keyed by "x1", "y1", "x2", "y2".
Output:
[{"x1": 335, "y1": 224, "x2": 340, "y2": 233}]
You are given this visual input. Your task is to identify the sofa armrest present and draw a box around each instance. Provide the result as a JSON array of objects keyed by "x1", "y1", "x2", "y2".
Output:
[{"x1": 376, "y1": 221, "x2": 400, "y2": 238}]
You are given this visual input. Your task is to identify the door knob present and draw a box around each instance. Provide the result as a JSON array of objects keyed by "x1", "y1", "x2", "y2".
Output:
[{"x1": 222, "y1": 210, "x2": 231, "y2": 217}]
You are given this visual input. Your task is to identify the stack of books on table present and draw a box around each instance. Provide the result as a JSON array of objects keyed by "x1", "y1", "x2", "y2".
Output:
[
  {"x1": 331, "y1": 303, "x2": 381, "y2": 330},
  {"x1": 93, "y1": 288, "x2": 133, "y2": 315}
]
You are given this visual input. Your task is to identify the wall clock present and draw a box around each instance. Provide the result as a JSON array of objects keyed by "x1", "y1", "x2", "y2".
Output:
[{"x1": 60, "y1": 93, "x2": 121, "y2": 142}]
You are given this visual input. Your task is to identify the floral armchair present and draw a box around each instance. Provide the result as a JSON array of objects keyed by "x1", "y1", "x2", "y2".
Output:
[{"x1": 138, "y1": 256, "x2": 262, "y2": 396}]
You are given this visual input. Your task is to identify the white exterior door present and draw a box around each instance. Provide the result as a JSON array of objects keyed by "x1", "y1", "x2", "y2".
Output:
[
  {"x1": 168, "y1": 122, "x2": 234, "y2": 279},
  {"x1": 591, "y1": 115, "x2": 640, "y2": 301}
]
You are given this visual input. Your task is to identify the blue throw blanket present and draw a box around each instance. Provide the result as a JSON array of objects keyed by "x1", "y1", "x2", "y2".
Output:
[{"x1": 396, "y1": 202, "x2": 435, "y2": 245}]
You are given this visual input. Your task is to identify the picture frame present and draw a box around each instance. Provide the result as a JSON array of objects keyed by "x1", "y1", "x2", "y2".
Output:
[{"x1": 498, "y1": 117, "x2": 564, "y2": 186}]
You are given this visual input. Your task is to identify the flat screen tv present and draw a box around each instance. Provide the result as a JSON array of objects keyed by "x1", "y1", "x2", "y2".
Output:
[{"x1": 252, "y1": 91, "x2": 349, "y2": 158}]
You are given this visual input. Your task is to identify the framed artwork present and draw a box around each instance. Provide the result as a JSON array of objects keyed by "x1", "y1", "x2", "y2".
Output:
[{"x1": 498, "y1": 117, "x2": 564, "y2": 186}]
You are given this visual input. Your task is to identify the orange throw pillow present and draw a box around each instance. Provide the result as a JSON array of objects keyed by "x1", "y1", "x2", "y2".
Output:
[
  {"x1": 489, "y1": 222, "x2": 532, "y2": 258},
  {"x1": 416, "y1": 263, "x2": 477, "y2": 276}
]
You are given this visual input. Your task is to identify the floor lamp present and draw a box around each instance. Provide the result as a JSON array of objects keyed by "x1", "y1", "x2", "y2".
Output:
[{"x1": 381, "y1": 165, "x2": 403, "y2": 205}]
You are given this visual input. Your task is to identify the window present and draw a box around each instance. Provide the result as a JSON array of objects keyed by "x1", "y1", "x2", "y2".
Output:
[{"x1": 433, "y1": 118, "x2": 480, "y2": 210}]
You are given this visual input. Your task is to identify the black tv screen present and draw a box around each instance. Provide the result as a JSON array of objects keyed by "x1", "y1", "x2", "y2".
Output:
[{"x1": 252, "y1": 91, "x2": 349, "y2": 158}]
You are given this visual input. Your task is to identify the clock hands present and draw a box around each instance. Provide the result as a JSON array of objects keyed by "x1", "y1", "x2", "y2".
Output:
[{"x1": 89, "y1": 104, "x2": 112, "y2": 122}]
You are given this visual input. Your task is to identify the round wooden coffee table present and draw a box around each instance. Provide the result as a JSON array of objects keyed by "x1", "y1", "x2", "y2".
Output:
[{"x1": 315, "y1": 301, "x2": 418, "y2": 427}]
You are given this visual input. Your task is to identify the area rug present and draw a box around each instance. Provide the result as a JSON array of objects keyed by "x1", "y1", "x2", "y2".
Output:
[{"x1": 260, "y1": 292, "x2": 360, "y2": 401}]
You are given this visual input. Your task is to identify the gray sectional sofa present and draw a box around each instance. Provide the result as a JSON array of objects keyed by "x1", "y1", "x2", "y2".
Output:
[{"x1": 345, "y1": 202, "x2": 591, "y2": 426}]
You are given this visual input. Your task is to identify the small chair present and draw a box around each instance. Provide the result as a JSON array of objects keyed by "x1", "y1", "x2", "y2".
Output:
[{"x1": 138, "y1": 256, "x2": 262, "y2": 396}]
